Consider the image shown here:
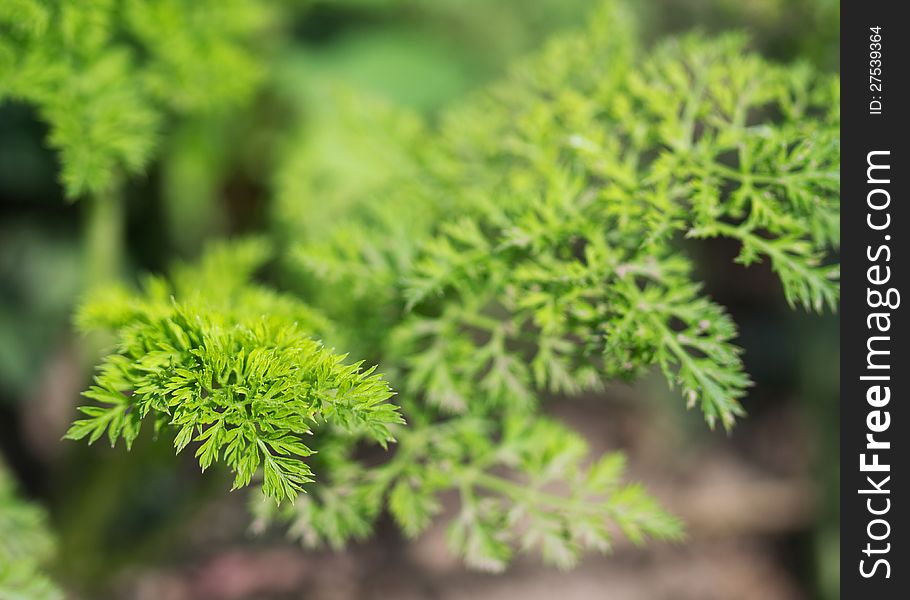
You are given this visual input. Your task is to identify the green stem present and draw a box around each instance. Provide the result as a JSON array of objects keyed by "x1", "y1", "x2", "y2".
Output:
[
  {"x1": 471, "y1": 471, "x2": 600, "y2": 516},
  {"x1": 84, "y1": 184, "x2": 124, "y2": 288},
  {"x1": 713, "y1": 222, "x2": 814, "y2": 277}
]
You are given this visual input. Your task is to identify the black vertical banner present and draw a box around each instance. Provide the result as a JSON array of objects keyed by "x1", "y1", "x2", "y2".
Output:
[{"x1": 841, "y1": 1, "x2": 908, "y2": 597}]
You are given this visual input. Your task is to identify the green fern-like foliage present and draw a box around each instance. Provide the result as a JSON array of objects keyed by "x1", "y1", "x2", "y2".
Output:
[
  {"x1": 63, "y1": 0, "x2": 839, "y2": 572},
  {"x1": 0, "y1": 464, "x2": 62, "y2": 600},
  {"x1": 0, "y1": 0, "x2": 274, "y2": 197},
  {"x1": 283, "y1": 7, "x2": 839, "y2": 432},
  {"x1": 254, "y1": 413, "x2": 683, "y2": 572},
  {"x1": 269, "y1": 0, "x2": 838, "y2": 569},
  {"x1": 394, "y1": 32, "x2": 838, "y2": 429},
  {"x1": 66, "y1": 240, "x2": 403, "y2": 504}
]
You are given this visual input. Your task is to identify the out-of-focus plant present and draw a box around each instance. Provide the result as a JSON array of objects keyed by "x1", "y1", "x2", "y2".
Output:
[
  {"x1": 0, "y1": 464, "x2": 61, "y2": 600},
  {"x1": 0, "y1": 0, "x2": 275, "y2": 198},
  {"x1": 0, "y1": 0, "x2": 281, "y2": 296},
  {"x1": 63, "y1": 0, "x2": 839, "y2": 572}
]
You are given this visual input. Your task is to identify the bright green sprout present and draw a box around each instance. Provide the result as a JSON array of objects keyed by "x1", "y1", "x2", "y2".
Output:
[{"x1": 66, "y1": 240, "x2": 403, "y2": 505}]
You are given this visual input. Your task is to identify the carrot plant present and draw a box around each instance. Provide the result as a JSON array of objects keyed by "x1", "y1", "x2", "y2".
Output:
[{"x1": 3, "y1": 0, "x2": 838, "y2": 580}]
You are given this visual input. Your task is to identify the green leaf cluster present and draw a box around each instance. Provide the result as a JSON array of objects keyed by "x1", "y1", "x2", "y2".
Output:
[
  {"x1": 64, "y1": 0, "x2": 839, "y2": 572},
  {"x1": 66, "y1": 240, "x2": 403, "y2": 504},
  {"x1": 0, "y1": 0, "x2": 274, "y2": 197},
  {"x1": 266, "y1": 0, "x2": 838, "y2": 568},
  {"x1": 256, "y1": 414, "x2": 682, "y2": 571},
  {"x1": 284, "y1": 5, "x2": 838, "y2": 430},
  {"x1": 0, "y1": 464, "x2": 62, "y2": 600}
]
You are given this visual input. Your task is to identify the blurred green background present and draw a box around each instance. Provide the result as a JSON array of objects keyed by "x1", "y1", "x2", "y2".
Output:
[{"x1": 1, "y1": 1, "x2": 838, "y2": 598}]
